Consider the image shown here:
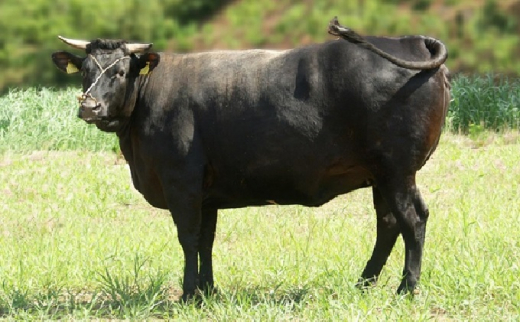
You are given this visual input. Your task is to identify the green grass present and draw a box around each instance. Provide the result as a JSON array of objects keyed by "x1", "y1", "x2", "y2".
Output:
[
  {"x1": 0, "y1": 84, "x2": 519, "y2": 320},
  {"x1": 0, "y1": 134, "x2": 519, "y2": 320}
]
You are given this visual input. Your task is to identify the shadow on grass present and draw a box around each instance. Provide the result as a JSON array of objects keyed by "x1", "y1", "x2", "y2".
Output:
[
  {"x1": 0, "y1": 280, "x2": 316, "y2": 320},
  {"x1": 1, "y1": 261, "x2": 363, "y2": 320},
  {"x1": 0, "y1": 284, "x2": 183, "y2": 320},
  {"x1": 210, "y1": 283, "x2": 311, "y2": 307}
]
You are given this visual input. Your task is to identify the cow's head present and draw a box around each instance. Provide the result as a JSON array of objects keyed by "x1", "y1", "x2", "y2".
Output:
[{"x1": 52, "y1": 36, "x2": 160, "y2": 132}]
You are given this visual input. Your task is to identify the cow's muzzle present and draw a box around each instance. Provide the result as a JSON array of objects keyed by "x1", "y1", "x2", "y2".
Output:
[{"x1": 77, "y1": 94, "x2": 103, "y2": 122}]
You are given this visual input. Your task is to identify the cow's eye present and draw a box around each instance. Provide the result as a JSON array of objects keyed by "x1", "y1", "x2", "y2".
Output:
[
  {"x1": 81, "y1": 70, "x2": 86, "y2": 78},
  {"x1": 118, "y1": 70, "x2": 125, "y2": 77}
]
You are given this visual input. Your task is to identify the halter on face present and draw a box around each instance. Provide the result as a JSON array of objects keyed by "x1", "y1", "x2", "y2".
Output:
[{"x1": 77, "y1": 54, "x2": 130, "y2": 104}]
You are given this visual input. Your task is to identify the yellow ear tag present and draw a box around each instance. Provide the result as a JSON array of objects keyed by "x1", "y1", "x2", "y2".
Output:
[
  {"x1": 139, "y1": 62, "x2": 150, "y2": 75},
  {"x1": 66, "y1": 62, "x2": 80, "y2": 74}
]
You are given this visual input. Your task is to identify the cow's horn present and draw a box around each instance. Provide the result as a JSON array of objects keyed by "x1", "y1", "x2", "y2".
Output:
[
  {"x1": 126, "y1": 43, "x2": 153, "y2": 54},
  {"x1": 58, "y1": 36, "x2": 89, "y2": 49}
]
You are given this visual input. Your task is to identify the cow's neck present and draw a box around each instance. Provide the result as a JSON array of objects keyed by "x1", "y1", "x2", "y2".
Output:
[
  {"x1": 115, "y1": 75, "x2": 148, "y2": 168},
  {"x1": 114, "y1": 74, "x2": 146, "y2": 134}
]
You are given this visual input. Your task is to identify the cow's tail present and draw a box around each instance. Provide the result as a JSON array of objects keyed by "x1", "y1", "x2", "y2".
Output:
[{"x1": 328, "y1": 17, "x2": 448, "y2": 70}]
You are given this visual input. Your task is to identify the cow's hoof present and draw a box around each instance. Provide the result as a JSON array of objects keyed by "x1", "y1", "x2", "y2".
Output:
[
  {"x1": 355, "y1": 277, "x2": 377, "y2": 291},
  {"x1": 396, "y1": 278, "x2": 418, "y2": 296},
  {"x1": 180, "y1": 290, "x2": 197, "y2": 304},
  {"x1": 180, "y1": 286, "x2": 219, "y2": 305},
  {"x1": 200, "y1": 285, "x2": 219, "y2": 297}
]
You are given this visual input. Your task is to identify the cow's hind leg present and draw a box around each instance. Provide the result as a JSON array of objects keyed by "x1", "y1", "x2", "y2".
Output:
[
  {"x1": 198, "y1": 207, "x2": 218, "y2": 294},
  {"x1": 376, "y1": 175, "x2": 429, "y2": 294},
  {"x1": 358, "y1": 186, "x2": 401, "y2": 288}
]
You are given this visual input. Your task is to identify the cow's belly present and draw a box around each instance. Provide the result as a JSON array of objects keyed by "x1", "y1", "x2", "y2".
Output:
[
  {"x1": 202, "y1": 164, "x2": 374, "y2": 209},
  {"x1": 124, "y1": 130, "x2": 373, "y2": 210},
  {"x1": 128, "y1": 166, "x2": 373, "y2": 211}
]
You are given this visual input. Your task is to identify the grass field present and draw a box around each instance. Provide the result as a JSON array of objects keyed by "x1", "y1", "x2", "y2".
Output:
[{"x1": 0, "y1": 84, "x2": 519, "y2": 320}]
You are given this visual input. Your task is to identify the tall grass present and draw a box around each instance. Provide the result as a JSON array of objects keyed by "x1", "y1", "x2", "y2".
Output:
[
  {"x1": 449, "y1": 74, "x2": 520, "y2": 133},
  {"x1": 0, "y1": 88, "x2": 118, "y2": 153}
]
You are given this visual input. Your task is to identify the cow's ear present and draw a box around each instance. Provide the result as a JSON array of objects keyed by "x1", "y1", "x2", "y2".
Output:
[
  {"x1": 138, "y1": 52, "x2": 160, "y2": 75},
  {"x1": 52, "y1": 51, "x2": 84, "y2": 74}
]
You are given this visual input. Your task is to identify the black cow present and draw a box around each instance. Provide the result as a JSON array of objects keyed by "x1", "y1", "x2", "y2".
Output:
[{"x1": 51, "y1": 17, "x2": 450, "y2": 301}]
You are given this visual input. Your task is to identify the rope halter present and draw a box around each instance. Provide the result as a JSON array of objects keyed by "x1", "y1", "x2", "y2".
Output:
[{"x1": 77, "y1": 54, "x2": 130, "y2": 104}]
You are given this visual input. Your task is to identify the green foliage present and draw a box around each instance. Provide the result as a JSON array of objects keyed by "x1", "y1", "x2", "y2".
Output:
[
  {"x1": 411, "y1": 0, "x2": 432, "y2": 11},
  {"x1": 478, "y1": 0, "x2": 517, "y2": 33}
]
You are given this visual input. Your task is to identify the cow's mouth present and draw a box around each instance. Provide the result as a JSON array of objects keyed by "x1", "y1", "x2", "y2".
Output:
[
  {"x1": 91, "y1": 118, "x2": 124, "y2": 132},
  {"x1": 82, "y1": 116, "x2": 110, "y2": 124},
  {"x1": 78, "y1": 107, "x2": 126, "y2": 132}
]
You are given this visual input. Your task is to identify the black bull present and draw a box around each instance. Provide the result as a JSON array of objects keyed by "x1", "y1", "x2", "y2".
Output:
[{"x1": 51, "y1": 18, "x2": 450, "y2": 301}]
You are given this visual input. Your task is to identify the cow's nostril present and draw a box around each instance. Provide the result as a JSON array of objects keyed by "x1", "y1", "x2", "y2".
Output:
[{"x1": 93, "y1": 105, "x2": 102, "y2": 112}]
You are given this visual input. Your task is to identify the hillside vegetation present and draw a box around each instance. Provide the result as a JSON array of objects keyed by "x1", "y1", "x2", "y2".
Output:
[{"x1": 0, "y1": 0, "x2": 519, "y2": 91}]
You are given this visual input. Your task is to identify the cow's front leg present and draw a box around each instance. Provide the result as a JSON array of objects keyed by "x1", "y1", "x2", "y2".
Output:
[
  {"x1": 198, "y1": 207, "x2": 218, "y2": 294},
  {"x1": 170, "y1": 202, "x2": 202, "y2": 302},
  {"x1": 177, "y1": 224, "x2": 200, "y2": 301},
  {"x1": 163, "y1": 179, "x2": 203, "y2": 302}
]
